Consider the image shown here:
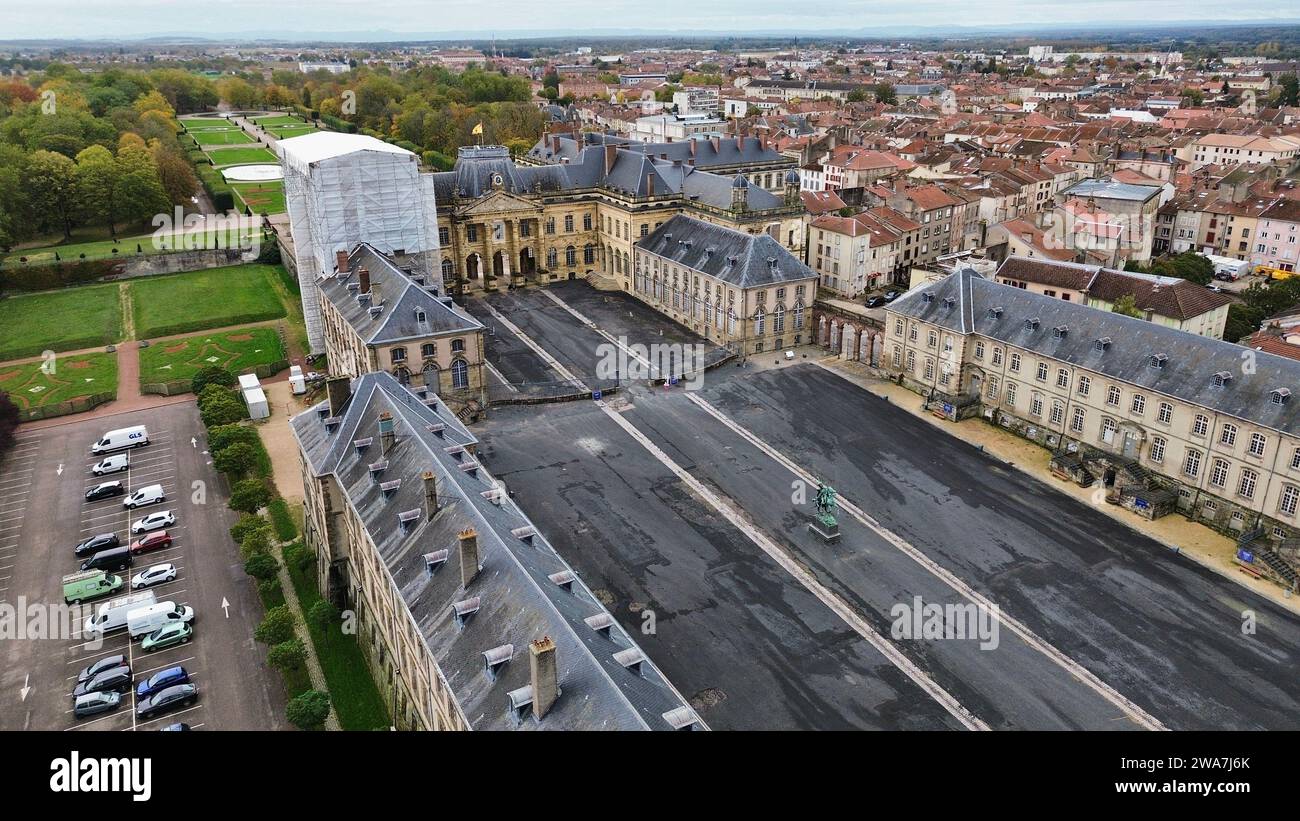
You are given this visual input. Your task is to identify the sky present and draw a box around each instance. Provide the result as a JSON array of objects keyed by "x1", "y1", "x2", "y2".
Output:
[{"x1": 0, "y1": 0, "x2": 1296, "y2": 40}]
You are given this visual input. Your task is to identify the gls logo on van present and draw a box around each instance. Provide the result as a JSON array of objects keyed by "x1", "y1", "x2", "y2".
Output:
[{"x1": 50, "y1": 752, "x2": 152, "y2": 802}]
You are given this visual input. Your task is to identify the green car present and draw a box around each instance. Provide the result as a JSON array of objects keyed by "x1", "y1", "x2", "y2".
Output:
[{"x1": 140, "y1": 621, "x2": 192, "y2": 652}]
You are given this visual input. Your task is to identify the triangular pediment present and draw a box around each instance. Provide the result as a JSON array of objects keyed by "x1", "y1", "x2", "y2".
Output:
[{"x1": 454, "y1": 189, "x2": 544, "y2": 217}]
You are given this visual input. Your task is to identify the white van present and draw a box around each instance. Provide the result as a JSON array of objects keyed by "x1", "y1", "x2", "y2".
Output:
[
  {"x1": 123, "y1": 484, "x2": 165, "y2": 510},
  {"x1": 92, "y1": 454, "x2": 130, "y2": 475},
  {"x1": 91, "y1": 425, "x2": 149, "y2": 455},
  {"x1": 126, "y1": 601, "x2": 195, "y2": 640},
  {"x1": 84, "y1": 591, "x2": 157, "y2": 636}
]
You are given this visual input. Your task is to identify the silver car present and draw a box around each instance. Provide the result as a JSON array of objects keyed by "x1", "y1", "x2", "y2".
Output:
[{"x1": 132, "y1": 563, "x2": 177, "y2": 589}]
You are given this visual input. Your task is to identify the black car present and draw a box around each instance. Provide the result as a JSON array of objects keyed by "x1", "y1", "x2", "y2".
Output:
[
  {"x1": 137, "y1": 683, "x2": 197, "y2": 720},
  {"x1": 85, "y1": 481, "x2": 125, "y2": 502},
  {"x1": 72, "y1": 665, "x2": 133, "y2": 698},
  {"x1": 883, "y1": 290, "x2": 901, "y2": 302},
  {"x1": 865, "y1": 296, "x2": 886, "y2": 308},
  {"x1": 76, "y1": 654, "x2": 126, "y2": 684},
  {"x1": 75, "y1": 533, "x2": 120, "y2": 557}
]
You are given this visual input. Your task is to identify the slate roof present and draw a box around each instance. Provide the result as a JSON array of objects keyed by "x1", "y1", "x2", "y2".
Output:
[
  {"x1": 994, "y1": 257, "x2": 1231, "y2": 320},
  {"x1": 527, "y1": 132, "x2": 790, "y2": 172},
  {"x1": 320, "y1": 243, "x2": 483, "y2": 345},
  {"x1": 891, "y1": 269, "x2": 1300, "y2": 435},
  {"x1": 1064, "y1": 178, "x2": 1161, "y2": 203},
  {"x1": 291, "y1": 371, "x2": 702, "y2": 731},
  {"x1": 637, "y1": 214, "x2": 816, "y2": 289},
  {"x1": 435, "y1": 143, "x2": 786, "y2": 211}
]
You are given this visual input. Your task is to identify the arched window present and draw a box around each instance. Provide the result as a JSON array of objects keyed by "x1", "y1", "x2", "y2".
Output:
[
  {"x1": 727, "y1": 309, "x2": 738, "y2": 336},
  {"x1": 754, "y1": 309, "x2": 765, "y2": 336},
  {"x1": 584, "y1": 244, "x2": 595, "y2": 265},
  {"x1": 565, "y1": 245, "x2": 577, "y2": 266},
  {"x1": 546, "y1": 248, "x2": 557, "y2": 269},
  {"x1": 451, "y1": 359, "x2": 469, "y2": 389},
  {"x1": 773, "y1": 304, "x2": 786, "y2": 334},
  {"x1": 393, "y1": 366, "x2": 411, "y2": 386},
  {"x1": 793, "y1": 300, "x2": 805, "y2": 330},
  {"x1": 422, "y1": 362, "x2": 439, "y2": 393},
  {"x1": 440, "y1": 258, "x2": 454, "y2": 280}
]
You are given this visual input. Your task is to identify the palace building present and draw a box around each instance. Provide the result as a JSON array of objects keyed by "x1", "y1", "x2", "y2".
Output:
[{"x1": 427, "y1": 143, "x2": 805, "y2": 296}]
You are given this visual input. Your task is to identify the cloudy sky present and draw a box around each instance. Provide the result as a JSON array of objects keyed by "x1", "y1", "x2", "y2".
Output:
[{"x1": 1, "y1": 0, "x2": 1296, "y2": 40}]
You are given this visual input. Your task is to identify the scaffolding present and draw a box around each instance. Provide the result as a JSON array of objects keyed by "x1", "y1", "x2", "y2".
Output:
[{"x1": 279, "y1": 133, "x2": 440, "y2": 352}]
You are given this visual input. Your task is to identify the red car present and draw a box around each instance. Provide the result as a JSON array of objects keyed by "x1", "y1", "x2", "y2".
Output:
[{"x1": 130, "y1": 530, "x2": 173, "y2": 556}]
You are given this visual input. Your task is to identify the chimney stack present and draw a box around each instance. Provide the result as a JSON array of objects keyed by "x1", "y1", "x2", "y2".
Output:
[
  {"x1": 604, "y1": 144, "x2": 617, "y2": 176},
  {"x1": 358, "y1": 268, "x2": 371, "y2": 294},
  {"x1": 458, "y1": 528, "x2": 480, "y2": 588},
  {"x1": 646, "y1": 174, "x2": 654, "y2": 196},
  {"x1": 529, "y1": 637, "x2": 559, "y2": 720},
  {"x1": 326, "y1": 376, "x2": 351, "y2": 417},
  {"x1": 378, "y1": 411, "x2": 395, "y2": 455},
  {"x1": 422, "y1": 470, "x2": 438, "y2": 520},
  {"x1": 335, "y1": 249, "x2": 349, "y2": 272}
]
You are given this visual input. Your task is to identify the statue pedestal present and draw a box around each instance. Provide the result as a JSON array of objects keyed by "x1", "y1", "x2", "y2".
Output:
[{"x1": 807, "y1": 516, "x2": 841, "y2": 543}]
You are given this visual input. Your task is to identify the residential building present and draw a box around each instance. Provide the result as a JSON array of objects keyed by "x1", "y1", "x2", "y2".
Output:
[
  {"x1": 631, "y1": 214, "x2": 818, "y2": 356},
  {"x1": 885, "y1": 269, "x2": 1300, "y2": 542},
  {"x1": 292, "y1": 371, "x2": 703, "y2": 731}
]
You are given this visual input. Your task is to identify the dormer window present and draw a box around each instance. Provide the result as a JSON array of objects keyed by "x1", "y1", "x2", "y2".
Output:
[
  {"x1": 987, "y1": 306, "x2": 1004, "y2": 318},
  {"x1": 1149, "y1": 354, "x2": 1167, "y2": 369},
  {"x1": 1212, "y1": 371, "x2": 1232, "y2": 387},
  {"x1": 1052, "y1": 326, "x2": 1068, "y2": 339},
  {"x1": 1272, "y1": 388, "x2": 1291, "y2": 405},
  {"x1": 548, "y1": 570, "x2": 576, "y2": 593},
  {"x1": 353, "y1": 437, "x2": 373, "y2": 451},
  {"x1": 397, "y1": 508, "x2": 420, "y2": 533},
  {"x1": 452, "y1": 597, "x2": 480, "y2": 627},
  {"x1": 483, "y1": 645, "x2": 513, "y2": 680},
  {"x1": 1094, "y1": 337, "x2": 1111, "y2": 352},
  {"x1": 942, "y1": 297, "x2": 955, "y2": 308},
  {"x1": 415, "y1": 308, "x2": 427, "y2": 323},
  {"x1": 1023, "y1": 318, "x2": 1040, "y2": 331},
  {"x1": 380, "y1": 479, "x2": 401, "y2": 498},
  {"x1": 921, "y1": 292, "x2": 935, "y2": 304},
  {"x1": 368, "y1": 459, "x2": 388, "y2": 477},
  {"x1": 423, "y1": 549, "x2": 448, "y2": 575}
]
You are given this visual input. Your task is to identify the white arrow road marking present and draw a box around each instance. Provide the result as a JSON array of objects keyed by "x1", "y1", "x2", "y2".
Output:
[
  {"x1": 221, "y1": 597, "x2": 230, "y2": 618},
  {"x1": 20, "y1": 674, "x2": 30, "y2": 702}
]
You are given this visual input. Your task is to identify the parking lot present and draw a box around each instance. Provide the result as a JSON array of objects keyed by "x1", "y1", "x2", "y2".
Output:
[{"x1": 0, "y1": 402, "x2": 286, "y2": 731}]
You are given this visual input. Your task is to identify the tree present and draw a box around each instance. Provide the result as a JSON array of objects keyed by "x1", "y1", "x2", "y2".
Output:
[
  {"x1": 73, "y1": 145, "x2": 124, "y2": 236},
  {"x1": 286, "y1": 690, "x2": 332, "y2": 730},
  {"x1": 24, "y1": 150, "x2": 78, "y2": 240},
  {"x1": 267, "y1": 638, "x2": 307, "y2": 672},
  {"x1": 307, "y1": 599, "x2": 340, "y2": 632},
  {"x1": 192, "y1": 366, "x2": 236, "y2": 396},
  {"x1": 255, "y1": 605, "x2": 296, "y2": 645},
  {"x1": 1224, "y1": 303, "x2": 1263, "y2": 343},
  {"x1": 240, "y1": 528, "x2": 273, "y2": 561},
  {"x1": 199, "y1": 391, "x2": 247, "y2": 427},
  {"x1": 1111, "y1": 294, "x2": 1143, "y2": 318},
  {"x1": 208, "y1": 422, "x2": 261, "y2": 454},
  {"x1": 1150, "y1": 251, "x2": 1213, "y2": 286},
  {"x1": 873, "y1": 82, "x2": 897, "y2": 106},
  {"x1": 229, "y1": 478, "x2": 272, "y2": 515},
  {"x1": 213, "y1": 442, "x2": 258, "y2": 477},
  {"x1": 114, "y1": 134, "x2": 169, "y2": 228},
  {"x1": 230, "y1": 513, "x2": 270, "y2": 544},
  {"x1": 150, "y1": 141, "x2": 199, "y2": 207},
  {"x1": 1277, "y1": 73, "x2": 1299, "y2": 108},
  {"x1": 0, "y1": 393, "x2": 19, "y2": 458},
  {"x1": 244, "y1": 550, "x2": 279, "y2": 581}
]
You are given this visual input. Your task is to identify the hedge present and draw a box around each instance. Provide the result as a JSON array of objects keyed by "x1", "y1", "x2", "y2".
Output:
[
  {"x1": 268, "y1": 498, "x2": 298, "y2": 541},
  {"x1": 0, "y1": 258, "x2": 124, "y2": 294},
  {"x1": 19, "y1": 392, "x2": 114, "y2": 422},
  {"x1": 319, "y1": 113, "x2": 356, "y2": 133},
  {"x1": 196, "y1": 164, "x2": 236, "y2": 213},
  {"x1": 138, "y1": 313, "x2": 287, "y2": 340},
  {"x1": 140, "y1": 379, "x2": 193, "y2": 397}
]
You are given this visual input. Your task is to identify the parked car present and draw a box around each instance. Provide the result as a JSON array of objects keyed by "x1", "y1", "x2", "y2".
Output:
[
  {"x1": 91, "y1": 454, "x2": 130, "y2": 475},
  {"x1": 75, "y1": 533, "x2": 120, "y2": 557},
  {"x1": 883, "y1": 290, "x2": 901, "y2": 302},
  {"x1": 73, "y1": 691, "x2": 122, "y2": 719},
  {"x1": 130, "y1": 530, "x2": 173, "y2": 556},
  {"x1": 123, "y1": 484, "x2": 165, "y2": 510},
  {"x1": 140, "y1": 621, "x2": 192, "y2": 652},
  {"x1": 136, "y1": 683, "x2": 197, "y2": 720},
  {"x1": 85, "y1": 481, "x2": 125, "y2": 502},
  {"x1": 76, "y1": 654, "x2": 126, "y2": 684},
  {"x1": 130, "y1": 510, "x2": 175, "y2": 535},
  {"x1": 131, "y1": 563, "x2": 177, "y2": 590},
  {"x1": 160, "y1": 723, "x2": 191, "y2": 732},
  {"x1": 137, "y1": 666, "x2": 190, "y2": 700},
  {"x1": 72, "y1": 665, "x2": 133, "y2": 698},
  {"x1": 865, "y1": 296, "x2": 886, "y2": 308},
  {"x1": 79, "y1": 546, "x2": 132, "y2": 574}
]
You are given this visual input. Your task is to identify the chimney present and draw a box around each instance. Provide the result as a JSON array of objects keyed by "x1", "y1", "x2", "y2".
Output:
[
  {"x1": 529, "y1": 636, "x2": 559, "y2": 720},
  {"x1": 378, "y1": 411, "x2": 395, "y2": 455},
  {"x1": 549, "y1": 134, "x2": 559, "y2": 155},
  {"x1": 604, "y1": 144, "x2": 617, "y2": 176},
  {"x1": 358, "y1": 268, "x2": 371, "y2": 294},
  {"x1": 458, "y1": 528, "x2": 480, "y2": 588},
  {"x1": 335, "y1": 249, "x2": 349, "y2": 272},
  {"x1": 710, "y1": 136, "x2": 720, "y2": 153},
  {"x1": 326, "y1": 376, "x2": 351, "y2": 417},
  {"x1": 735, "y1": 135, "x2": 744, "y2": 151},
  {"x1": 646, "y1": 173, "x2": 654, "y2": 196},
  {"x1": 689, "y1": 140, "x2": 697, "y2": 157},
  {"x1": 422, "y1": 470, "x2": 438, "y2": 520}
]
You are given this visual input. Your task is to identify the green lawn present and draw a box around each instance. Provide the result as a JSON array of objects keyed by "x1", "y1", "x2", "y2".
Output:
[
  {"x1": 0, "y1": 283, "x2": 123, "y2": 360},
  {"x1": 266, "y1": 124, "x2": 319, "y2": 139},
  {"x1": 251, "y1": 115, "x2": 305, "y2": 127},
  {"x1": 130, "y1": 264, "x2": 288, "y2": 338},
  {"x1": 180, "y1": 117, "x2": 238, "y2": 132},
  {"x1": 233, "y1": 181, "x2": 287, "y2": 215},
  {"x1": 205, "y1": 147, "x2": 279, "y2": 166},
  {"x1": 191, "y1": 129, "x2": 255, "y2": 146},
  {"x1": 138, "y1": 326, "x2": 285, "y2": 386},
  {"x1": 0, "y1": 352, "x2": 117, "y2": 411},
  {"x1": 2, "y1": 228, "x2": 270, "y2": 265},
  {"x1": 284, "y1": 545, "x2": 390, "y2": 730}
]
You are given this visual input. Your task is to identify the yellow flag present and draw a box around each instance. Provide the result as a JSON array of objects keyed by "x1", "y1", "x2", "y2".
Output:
[{"x1": 472, "y1": 122, "x2": 484, "y2": 136}]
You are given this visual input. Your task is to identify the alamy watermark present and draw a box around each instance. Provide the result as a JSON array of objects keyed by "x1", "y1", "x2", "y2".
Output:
[
  {"x1": 891, "y1": 595, "x2": 1000, "y2": 650},
  {"x1": 0, "y1": 598, "x2": 103, "y2": 650},
  {"x1": 595, "y1": 336, "x2": 707, "y2": 390},
  {"x1": 151, "y1": 207, "x2": 262, "y2": 255}
]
